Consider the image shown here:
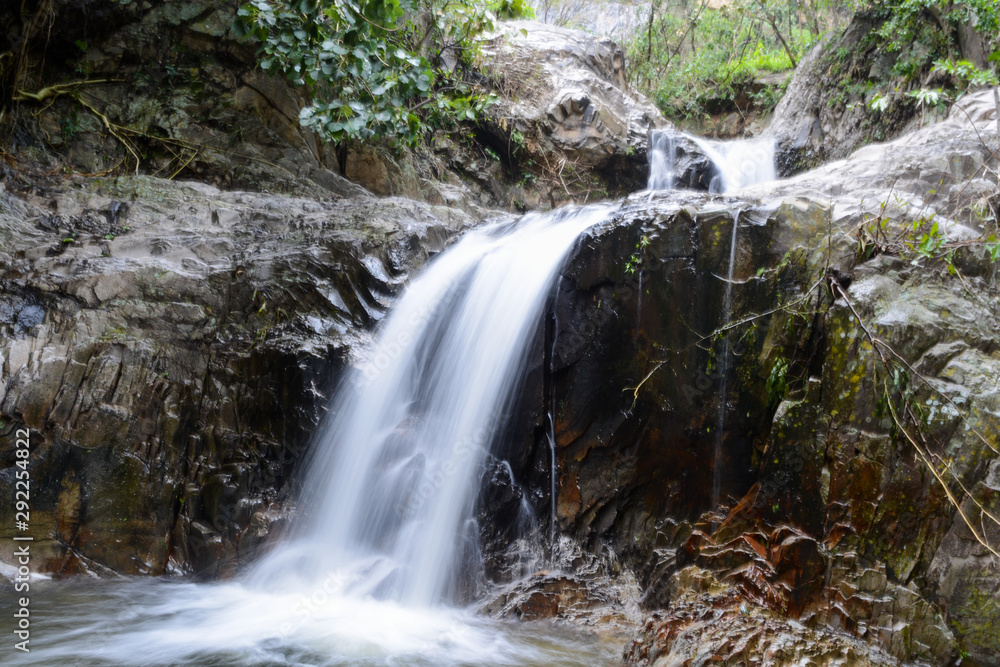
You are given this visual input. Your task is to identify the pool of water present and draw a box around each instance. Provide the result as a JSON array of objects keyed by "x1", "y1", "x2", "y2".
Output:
[{"x1": 1, "y1": 577, "x2": 625, "y2": 666}]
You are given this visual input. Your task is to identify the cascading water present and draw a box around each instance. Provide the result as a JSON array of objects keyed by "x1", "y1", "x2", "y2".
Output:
[
  {"x1": 646, "y1": 129, "x2": 776, "y2": 193},
  {"x1": 7, "y1": 126, "x2": 778, "y2": 667},
  {"x1": 691, "y1": 136, "x2": 777, "y2": 193},
  {"x1": 252, "y1": 204, "x2": 615, "y2": 605},
  {"x1": 646, "y1": 131, "x2": 678, "y2": 190}
]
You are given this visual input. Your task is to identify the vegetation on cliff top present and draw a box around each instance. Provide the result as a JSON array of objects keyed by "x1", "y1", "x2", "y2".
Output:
[
  {"x1": 624, "y1": 0, "x2": 848, "y2": 124},
  {"x1": 234, "y1": 0, "x2": 533, "y2": 146},
  {"x1": 621, "y1": 0, "x2": 999, "y2": 129}
]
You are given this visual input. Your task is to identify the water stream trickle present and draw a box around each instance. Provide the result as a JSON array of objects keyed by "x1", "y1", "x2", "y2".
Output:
[
  {"x1": 646, "y1": 130, "x2": 774, "y2": 511},
  {"x1": 546, "y1": 279, "x2": 564, "y2": 565},
  {"x1": 712, "y1": 210, "x2": 740, "y2": 511}
]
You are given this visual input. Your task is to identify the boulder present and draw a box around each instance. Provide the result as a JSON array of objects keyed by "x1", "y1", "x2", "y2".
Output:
[{"x1": 475, "y1": 21, "x2": 669, "y2": 197}]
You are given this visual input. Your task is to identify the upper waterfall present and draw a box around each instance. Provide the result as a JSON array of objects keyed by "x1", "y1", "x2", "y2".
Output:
[{"x1": 647, "y1": 130, "x2": 777, "y2": 193}]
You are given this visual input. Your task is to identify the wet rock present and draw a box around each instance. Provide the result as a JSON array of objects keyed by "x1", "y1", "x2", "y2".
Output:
[
  {"x1": 765, "y1": 11, "x2": 983, "y2": 175},
  {"x1": 0, "y1": 175, "x2": 470, "y2": 575},
  {"x1": 481, "y1": 565, "x2": 642, "y2": 629},
  {"x1": 493, "y1": 88, "x2": 999, "y2": 663},
  {"x1": 625, "y1": 566, "x2": 901, "y2": 667}
]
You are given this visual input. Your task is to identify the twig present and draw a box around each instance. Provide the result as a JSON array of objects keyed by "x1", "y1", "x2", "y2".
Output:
[
  {"x1": 12, "y1": 79, "x2": 115, "y2": 103},
  {"x1": 831, "y1": 281, "x2": 999, "y2": 559}
]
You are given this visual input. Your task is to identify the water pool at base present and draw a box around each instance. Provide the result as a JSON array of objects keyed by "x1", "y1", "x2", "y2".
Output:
[{"x1": 2, "y1": 578, "x2": 625, "y2": 666}]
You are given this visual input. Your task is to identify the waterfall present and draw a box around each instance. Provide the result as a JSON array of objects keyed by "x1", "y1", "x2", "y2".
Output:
[
  {"x1": 7, "y1": 122, "x2": 785, "y2": 667},
  {"x1": 646, "y1": 130, "x2": 776, "y2": 194},
  {"x1": 17, "y1": 206, "x2": 624, "y2": 667},
  {"x1": 252, "y1": 204, "x2": 616, "y2": 606},
  {"x1": 646, "y1": 131, "x2": 677, "y2": 190}
]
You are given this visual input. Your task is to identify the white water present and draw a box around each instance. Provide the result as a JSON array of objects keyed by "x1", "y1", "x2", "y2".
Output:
[
  {"x1": 6, "y1": 578, "x2": 619, "y2": 666},
  {"x1": 646, "y1": 131, "x2": 678, "y2": 190},
  {"x1": 647, "y1": 130, "x2": 776, "y2": 193},
  {"x1": 251, "y1": 204, "x2": 615, "y2": 605}
]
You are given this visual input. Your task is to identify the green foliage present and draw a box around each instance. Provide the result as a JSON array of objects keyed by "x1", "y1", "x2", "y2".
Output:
[
  {"x1": 626, "y1": 1, "x2": 827, "y2": 122},
  {"x1": 490, "y1": 0, "x2": 533, "y2": 20},
  {"x1": 765, "y1": 357, "x2": 789, "y2": 410},
  {"x1": 853, "y1": 1, "x2": 999, "y2": 121},
  {"x1": 933, "y1": 58, "x2": 1000, "y2": 88},
  {"x1": 906, "y1": 86, "x2": 947, "y2": 112},
  {"x1": 59, "y1": 109, "x2": 82, "y2": 142},
  {"x1": 868, "y1": 92, "x2": 890, "y2": 112},
  {"x1": 857, "y1": 190, "x2": 1000, "y2": 277},
  {"x1": 234, "y1": 0, "x2": 506, "y2": 145},
  {"x1": 625, "y1": 235, "x2": 650, "y2": 276},
  {"x1": 867, "y1": 0, "x2": 1000, "y2": 55}
]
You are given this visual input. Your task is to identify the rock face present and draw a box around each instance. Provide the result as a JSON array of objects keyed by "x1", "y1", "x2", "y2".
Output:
[
  {"x1": 1, "y1": 0, "x2": 369, "y2": 200},
  {"x1": 767, "y1": 12, "x2": 936, "y2": 174},
  {"x1": 0, "y1": 175, "x2": 470, "y2": 575},
  {"x1": 625, "y1": 566, "x2": 901, "y2": 667},
  {"x1": 484, "y1": 90, "x2": 999, "y2": 664},
  {"x1": 475, "y1": 21, "x2": 668, "y2": 199},
  {"x1": 0, "y1": 0, "x2": 680, "y2": 583},
  {"x1": 2, "y1": 1, "x2": 680, "y2": 219}
]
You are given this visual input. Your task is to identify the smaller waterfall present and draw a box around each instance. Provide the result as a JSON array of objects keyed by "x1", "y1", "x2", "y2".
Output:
[
  {"x1": 647, "y1": 132, "x2": 678, "y2": 190},
  {"x1": 547, "y1": 286, "x2": 561, "y2": 564},
  {"x1": 646, "y1": 130, "x2": 776, "y2": 194}
]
